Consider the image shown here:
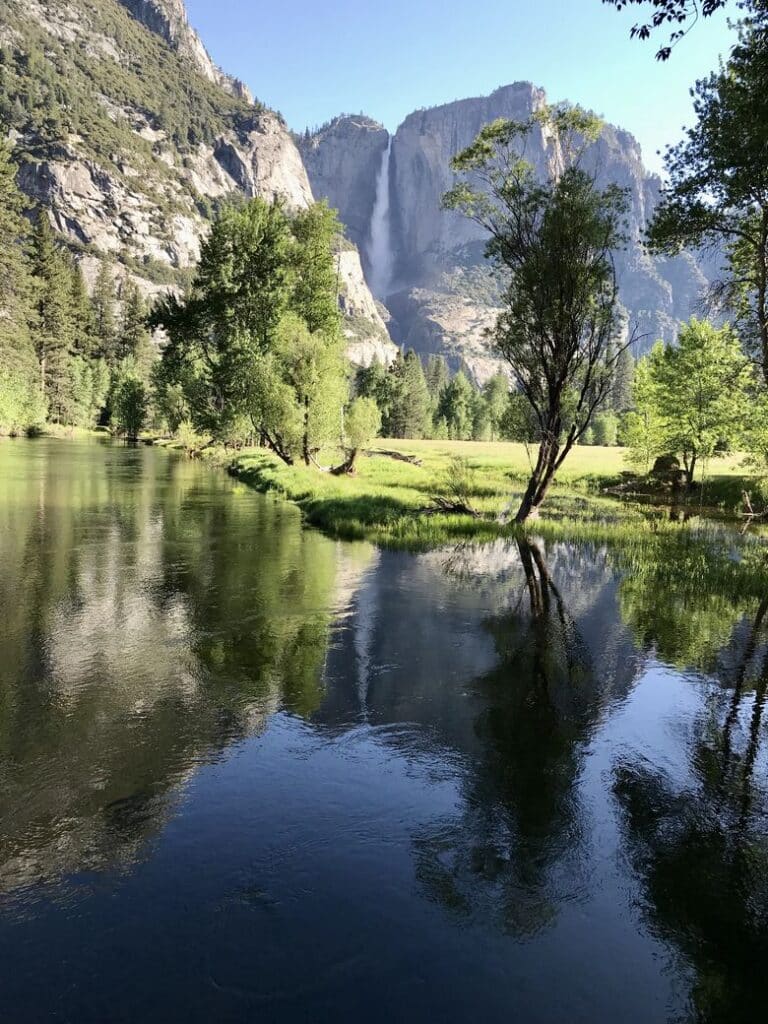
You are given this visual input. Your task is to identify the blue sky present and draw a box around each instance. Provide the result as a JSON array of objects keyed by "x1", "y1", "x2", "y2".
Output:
[{"x1": 184, "y1": 0, "x2": 736, "y2": 175}]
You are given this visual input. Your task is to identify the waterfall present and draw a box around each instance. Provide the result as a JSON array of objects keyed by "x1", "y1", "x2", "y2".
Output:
[{"x1": 367, "y1": 138, "x2": 393, "y2": 301}]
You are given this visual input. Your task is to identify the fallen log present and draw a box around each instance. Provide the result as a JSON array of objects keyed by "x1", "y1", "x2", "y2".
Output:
[
  {"x1": 366, "y1": 448, "x2": 423, "y2": 467},
  {"x1": 420, "y1": 495, "x2": 482, "y2": 518}
]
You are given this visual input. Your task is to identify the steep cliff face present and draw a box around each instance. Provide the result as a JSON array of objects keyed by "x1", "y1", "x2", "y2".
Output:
[
  {"x1": 297, "y1": 115, "x2": 388, "y2": 260},
  {"x1": 2, "y1": 0, "x2": 391, "y2": 359},
  {"x1": 303, "y1": 84, "x2": 711, "y2": 380}
]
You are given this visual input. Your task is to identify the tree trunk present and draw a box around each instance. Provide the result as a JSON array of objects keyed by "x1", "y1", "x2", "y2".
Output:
[
  {"x1": 514, "y1": 434, "x2": 560, "y2": 523},
  {"x1": 759, "y1": 210, "x2": 768, "y2": 386},
  {"x1": 330, "y1": 448, "x2": 359, "y2": 476},
  {"x1": 301, "y1": 397, "x2": 311, "y2": 467}
]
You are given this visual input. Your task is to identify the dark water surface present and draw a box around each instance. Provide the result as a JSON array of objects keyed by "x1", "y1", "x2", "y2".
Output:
[{"x1": 1, "y1": 439, "x2": 766, "y2": 1023}]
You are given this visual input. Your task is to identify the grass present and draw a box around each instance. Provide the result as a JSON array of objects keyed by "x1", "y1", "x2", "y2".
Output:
[{"x1": 217, "y1": 438, "x2": 765, "y2": 550}]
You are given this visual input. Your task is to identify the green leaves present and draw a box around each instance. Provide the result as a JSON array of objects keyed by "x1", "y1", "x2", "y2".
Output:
[{"x1": 633, "y1": 319, "x2": 754, "y2": 479}]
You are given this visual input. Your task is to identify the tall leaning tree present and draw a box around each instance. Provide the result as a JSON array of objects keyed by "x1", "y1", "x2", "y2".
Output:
[
  {"x1": 444, "y1": 106, "x2": 629, "y2": 523},
  {"x1": 648, "y1": 1, "x2": 768, "y2": 381}
]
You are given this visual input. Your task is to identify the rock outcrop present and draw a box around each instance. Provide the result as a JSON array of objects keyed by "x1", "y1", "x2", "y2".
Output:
[
  {"x1": 4, "y1": 0, "x2": 392, "y2": 363},
  {"x1": 297, "y1": 115, "x2": 389, "y2": 260}
]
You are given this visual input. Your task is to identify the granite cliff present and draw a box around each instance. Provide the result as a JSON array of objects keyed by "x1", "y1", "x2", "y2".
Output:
[
  {"x1": 1, "y1": 0, "x2": 393, "y2": 363},
  {"x1": 303, "y1": 85, "x2": 711, "y2": 380}
]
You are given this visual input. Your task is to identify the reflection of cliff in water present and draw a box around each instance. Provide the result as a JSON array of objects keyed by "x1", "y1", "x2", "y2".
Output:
[
  {"x1": 0, "y1": 441, "x2": 366, "y2": 896},
  {"x1": 318, "y1": 537, "x2": 644, "y2": 935}
]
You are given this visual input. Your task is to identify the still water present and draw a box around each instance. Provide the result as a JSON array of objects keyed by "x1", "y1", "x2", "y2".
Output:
[{"x1": 0, "y1": 439, "x2": 766, "y2": 1023}]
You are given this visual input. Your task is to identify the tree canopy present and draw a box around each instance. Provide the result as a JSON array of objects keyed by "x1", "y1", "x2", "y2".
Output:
[{"x1": 444, "y1": 105, "x2": 629, "y2": 521}]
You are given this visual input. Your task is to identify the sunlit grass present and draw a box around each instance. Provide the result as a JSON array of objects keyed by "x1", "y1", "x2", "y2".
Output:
[{"x1": 219, "y1": 439, "x2": 765, "y2": 552}]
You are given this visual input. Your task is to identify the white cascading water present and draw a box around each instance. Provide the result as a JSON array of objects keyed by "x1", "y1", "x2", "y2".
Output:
[{"x1": 367, "y1": 138, "x2": 394, "y2": 300}]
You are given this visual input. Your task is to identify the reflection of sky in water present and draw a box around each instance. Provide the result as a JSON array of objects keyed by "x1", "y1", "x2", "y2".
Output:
[{"x1": 0, "y1": 439, "x2": 766, "y2": 1023}]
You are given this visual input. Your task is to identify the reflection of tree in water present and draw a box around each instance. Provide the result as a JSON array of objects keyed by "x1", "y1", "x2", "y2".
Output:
[
  {"x1": 414, "y1": 538, "x2": 608, "y2": 937},
  {"x1": 614, "y1": 592, "x2": 768, "y2": 1024},
  {"x1": 0, "y1": 442, "x2": 346, "y2": 896}
]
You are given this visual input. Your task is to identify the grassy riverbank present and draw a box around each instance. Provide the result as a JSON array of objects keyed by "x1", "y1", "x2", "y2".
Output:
[{"x1": 214, "y1": 438, "x2": 760, "y2": 549}]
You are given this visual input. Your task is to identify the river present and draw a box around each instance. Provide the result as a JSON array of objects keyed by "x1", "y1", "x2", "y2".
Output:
[{"x1": 0, "y1": 438, "x2": 765, "y2": 1023}]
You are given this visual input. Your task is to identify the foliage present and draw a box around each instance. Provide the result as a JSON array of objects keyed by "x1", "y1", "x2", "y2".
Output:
[
  {"x1": 0, "y1": 139, "x2": 42, "y2": 434},
  {"x1": 444, "y1": 104, "x2": 629, "y2": 520},
  {"x1": 113, "y1": 372, "x2": 148, "y2": 440},
  {"x1": 648, "y1": 4, "x2": 768, "y2": 379},
  {"x1": 154, "y1": 198, "x2": 351, "y2": 464},
  {"x1": 633, "y1": 319, "x2": 753, "y2": 480},
  {"x1": 437, "y1": 370, "x2": 476, "y2": 439},
  {"x1": 602, "y1": 0, "x2": 730, "y2": 60}
]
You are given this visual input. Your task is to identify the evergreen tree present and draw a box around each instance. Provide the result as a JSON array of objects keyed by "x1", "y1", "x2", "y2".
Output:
[
  {"x1": 483, "y1": 373, "x2": 510, "y2": 440},
  {"x1": 70, "y1": 261, "x2": 96, "y2": 358},
  {"x1": 118, "y1": 279, "x2": 154, "y2": 372},
  {"x1": 438, "y1": 370, "x2": 475, "y2": 439},
  {"x1": 30, "y1": 213, "x2": 75, "y2": 422},
  {"x1": 425, "y1": 354, "x2": 450, "y2": 401},
  {"x1": 0, "y1": 139, "x2": 45, "y2": 433},
  {"x1": 400, "y1": 350, "x2": 431, "y2": 438},
  {"x1": 382, "y1": 351, "x2": 408, "y2": 437},
  {"x1": 92, "y1": 257, "x2": 117, "y2": 364},
  {"x1": 356, "y1": 358, "x2": 394, "y2": 429}
]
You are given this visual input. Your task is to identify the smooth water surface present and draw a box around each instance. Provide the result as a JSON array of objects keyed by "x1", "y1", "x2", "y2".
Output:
[{"x1": 0, "y1": 439, "x2": 766, "y2": 1023}]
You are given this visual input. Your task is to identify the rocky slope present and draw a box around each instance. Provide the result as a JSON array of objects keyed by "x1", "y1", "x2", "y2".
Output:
[
  {"x1": 2, "y1": 0, "x2": 393, "y2": 364},
  {"x1": 303, "y1": 84, "x2": 711, "y2": 380}
]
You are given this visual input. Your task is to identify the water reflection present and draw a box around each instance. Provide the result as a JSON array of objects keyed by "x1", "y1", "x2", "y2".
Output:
[
  {"x1": 1, "y1": 439, "x2": 767, "y2": 1022},
  {"x1": 0, "y1": 440, "x2": 369, "y2": 895}
]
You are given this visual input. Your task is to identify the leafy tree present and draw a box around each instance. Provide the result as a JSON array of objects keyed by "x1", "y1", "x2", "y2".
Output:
[
  {"x1": 356, "y1": 357, "x2": 395, "y2": 426},
  {"x1": 155, "y1": 198, "x2": 351, "y2": 462},
  {"x1": 648, "y1": 5, "x2": 768, "y2": 381},
  {"x1": 444, "y1": 105, "x2": 629, "y2": 521},
  {"x1": 634, "y1": 319, "x2": 753, "y2": 481},
  {"x1": 603, "y1": 0, "x2": 730, "y2": 60},
  {"x1": 335, "y1": 396, "x2": 381, "y2": 474},
  {"x1": 113, "y1": 372, "x2": 148, "y2": 440},
  {"x1": 68, "y1": 356, "x2": 109, "y2": 428},
  {"x1": 153, "y1": 197, "x2": 296, "y2": 444},
  {"x1": 290, "y1": 201, "x2": 343, "y2": 335},
  {"x1": 620, "y1": 407, "x2": 666, "y2": 471},
  {"x1": 500, "y1": 391, "x2": 540, "y2": 443},
  {"x1": 272, "y1": 313, "x2": 348, "y2": 465}
]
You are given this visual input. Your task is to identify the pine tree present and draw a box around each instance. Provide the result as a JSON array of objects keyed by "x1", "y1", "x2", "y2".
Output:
[
  {"x1": 118, "y1": 279, "x2": 153, "y2": 371},
  {"x1": 400, "y1": 350, "x2": 431, "y2": 438},
  {"x1": 438, "y1": 370, "x2": 475, "y2": 439},
  {"x1": 0, "y1": 139, "x2": 45, "y2": 433},
  {"x1": 425, "y1": 354, "x2": 450, "y2": 400},
  {"x1": 92, "y1": 257, "x2": 117, "y2": 364},
  {"x1": 30, "y1": 213, "x2": 76, "y2": 422},
  {"x1": 383, "y1": 351, "x2": 408, "y2": 437},
  {"x1": 483, "y1": 373, "x2": 510, "y2": 440},
  {"x1": 70, "y1": 261, "x2": 96, "y2": 357}
]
